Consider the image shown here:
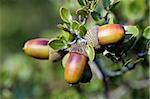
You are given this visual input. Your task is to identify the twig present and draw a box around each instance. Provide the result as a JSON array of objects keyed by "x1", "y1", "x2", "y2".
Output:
[{"x1": 89, "y1": 59, "x2": 111, "y2": 99}]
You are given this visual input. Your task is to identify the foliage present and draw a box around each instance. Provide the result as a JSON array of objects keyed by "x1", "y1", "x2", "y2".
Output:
[{"x1": 0, "y1": 0, "x2": 149, "y2": 99}]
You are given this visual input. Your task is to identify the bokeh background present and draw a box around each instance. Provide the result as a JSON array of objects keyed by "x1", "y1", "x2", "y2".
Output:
[{"x1": 0, "y1": 0, "x2": 149, "y2": 99}]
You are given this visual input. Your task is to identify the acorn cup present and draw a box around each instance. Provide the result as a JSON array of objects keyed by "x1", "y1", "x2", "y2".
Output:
[
  {"x1": 85, "y1": 24, "x2": 125, "y2": 47},
  {"x1": 63, "y1": 43, "x2": 92, "y2": 84},
  {"x1": 23, "y1": 38, "x2": 62, "y2": 61},
  {"x1": 23, "y1": 38, "x2": 49, "y2": 59}
]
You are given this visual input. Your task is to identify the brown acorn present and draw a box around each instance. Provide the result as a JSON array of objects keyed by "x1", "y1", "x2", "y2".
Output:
[
  {"x1": 63, "y1": 43, "x2": 88, "y2": 84},
  {"x1": 85, "y1": 24, "x2": 125, "y2": 47},
  {"x1": 23, "y1": 38, "x2": 49, "y2": 59}
]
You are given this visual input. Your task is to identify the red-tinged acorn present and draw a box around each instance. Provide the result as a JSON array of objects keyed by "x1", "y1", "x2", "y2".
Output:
[
  {"x1": 63, "y1": 43, "x2": 89, "y2": 84},
  {"x1": 85, "y1": 24, "x2": 125, "y2": 47},
  {"x1": 23, "y1": 38, "x2": 49, "y2": 59}
]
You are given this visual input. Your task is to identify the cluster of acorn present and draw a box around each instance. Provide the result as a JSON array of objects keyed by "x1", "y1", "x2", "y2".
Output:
[{"x1": 23, "y1": 24, "x2": 125, "y2": 85}]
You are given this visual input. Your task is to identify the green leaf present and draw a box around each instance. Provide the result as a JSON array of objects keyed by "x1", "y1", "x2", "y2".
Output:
[
  {"x1": 78, "y1": 25, "x2": 87, "y2": 37},
  {"x1": 102, "y1": 0, "x2": 111, "y2": 10},
  {"x1": 124, "y1": 26, "x2": 139, "y2": 37},
  {"x1": 59, "y1": 31, "x2": 74, "y2": 42},
  {"x1": 59, "y1": 7, "x2": 72, "y2": 23},
  {"x1": 62, "y1": 53, "x2": 69, "y2": 68},
  {"x1": 108, "y1": 15, "x2": 114, "y2": 24},
  {"x1": 78, "y1": 0, "x2": 86, "y2": 6},
  {"x1": 143, "y1": 26, "x2": 150, "y2": 39},
  {"x1": 96, "y1": 18, "x2": 105, "y2": 26},
  {"x1": 85, "y1": 45, "x2": 95, "y2": 63},
  {"x1": 71, "y1": 21, "x2": 80, "y2": 31},
  {"x1": 57, "y1": 23, "x2": 68, "y2": 30},
  {"x1": 91, "y1": 11, "x2": 101, "y2": 21},
  {"x1": 49, "y1": 39, "x2": 66, "y2": 50},
  {"x1": 110, "y1": 0, "x2": 120, "y2": 10},
  {"x1": 77, "y1": 9, "x2": 88, "y2": 17}
]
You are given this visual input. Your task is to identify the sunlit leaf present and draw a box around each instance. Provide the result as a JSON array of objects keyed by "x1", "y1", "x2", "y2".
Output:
[
  {"x1": 59, "y1": 31, "x2": 74, "y2": 42},
  {"x1": 110, "y1": 0, "x2": 120, "y2": 9},
  {"x1": 143, "y1": 26, "x2": 150, "y2": 39},
  {"x1": 62, "y1": 53, "x2": 69, "y2": 68},
  {"x1": 108, "y1": 16, "x2": 114, "y2": 24},
  {"x1": 124, "y1": 26, "x2": 139, "y2": 37},
  {"x1": 85, "y1": 45, "x2": 95, "y2": 63},
  {"x1": 59, "y1": 7, "x2": 72, "y2": 23},
  {"x1": 71, "y1": 21, "x2": 80, "y2": 31},
  {"x1": 57, "y1": 23, "x2": 68, "y2": 30}
]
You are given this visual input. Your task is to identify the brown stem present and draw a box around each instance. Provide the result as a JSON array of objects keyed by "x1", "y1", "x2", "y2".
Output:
[{"x1": 90, "y1": 59, "x2": 111, "y2": 99}]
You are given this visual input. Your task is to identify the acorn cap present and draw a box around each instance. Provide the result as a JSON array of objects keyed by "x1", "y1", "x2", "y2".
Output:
[
  {"x1": 84, "y1": 26, "x2": 99, "y2": 47},
  {"x1": 49, "y1": 47, "x2": 62, "y2": 62},
  {"x1": 70, "y1": 42, "x2": 87, "y2": 57}
]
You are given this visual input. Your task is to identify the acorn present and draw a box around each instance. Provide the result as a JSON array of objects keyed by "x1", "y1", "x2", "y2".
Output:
[
  {"x1": 80, "y1": 65, "x2": 92, "y2": 83},
  {"x1": 23, "y1": 38, "x2": 67, "y2": 62},
  {"x1": 63, "y1": 43, "x2": 89, "y2": 84},
  {"x1": 23, "y1": 38, "x2": 49, "y2": 59},
  {"x1": 85, "y1": 24, "x2": 125, "y2": 47}
]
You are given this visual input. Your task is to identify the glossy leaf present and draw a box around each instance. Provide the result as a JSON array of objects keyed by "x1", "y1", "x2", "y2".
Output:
[
  {"x1": 143, "y1": 26, "x2": 150, "y2": 39},
  {"x1": 59, "y1": 7, "x2": 72, "y2": 23},
  {"x1": 85, "y1": 45, "x2": 95, "y2": 63},
  {"x1": 49, "y1": 39, "x2": 66, "y2": 50}
]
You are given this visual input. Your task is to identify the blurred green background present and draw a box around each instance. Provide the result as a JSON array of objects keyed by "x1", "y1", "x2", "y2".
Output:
[{"x1": 0, "y1": 0, "x2": 149, "y2": 99}]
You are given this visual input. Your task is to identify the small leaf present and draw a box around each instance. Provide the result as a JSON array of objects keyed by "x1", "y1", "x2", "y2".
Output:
[
  {"x1": 59, "y1": 31, "x2": 74, "y2": 42},
  {"x1": 57, "y1": 23, "x2": 67, "y2": 29},
  {"x1": 77, "y1": 9, "x2": 88, "y2": 17},
  {"x1": 78, "y1": 0, "x2": 86, "y2": 6},
  {"x1": 59, "y1": 7, "x2": 72, "y2": 23},
  {"x1": 91, "y1": 11, "x2": 101, "y2": 21},
  {"x1": 108, "y1": 16, "x2": 114, "y2": 24},
  {"x1": 49, "y1": 39, "x2": 66, "y2": 50},
  {"x1": 71, "y1": 21, "x2": 80, "y2": 31},
  {"x1": 85, "y1": 45, "x2": 95, "y2": 63},
  {"x1": 78, "y1": 25, "x2": 87, "y2": 37},
  {"x1": 124, "y1": 26, "x2": 139, "y2": 37},
  {"x1": 57, "y1": 23, "x2": 68, "y2": 30},
  {"x1": 110, "y1": 0, "x2": 120, "y2": 10},
  {"x1": 102, "y1": 0, "x2": 111, "y2": 10},
  {"x1": 62, "y1": 53, "x2": 69, "y2": 68},
  {"x1": 143, "y1": 26, "x2": 150, "y2": 39},
  {"x1": 96, "y1": 18, "x2": 105, "y2": 26}
]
